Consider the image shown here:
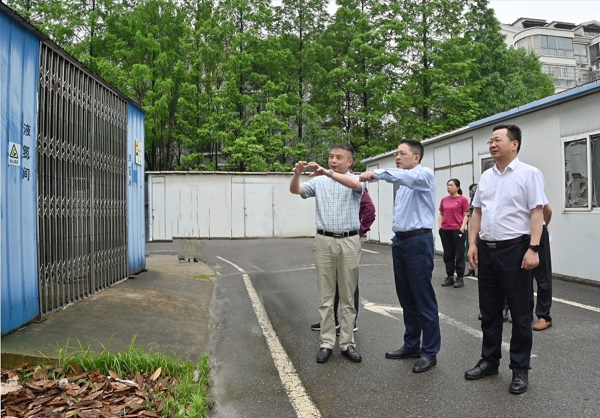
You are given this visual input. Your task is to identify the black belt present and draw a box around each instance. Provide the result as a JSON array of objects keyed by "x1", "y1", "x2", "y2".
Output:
[
  {"x1": 480, "y1": 234, "x2": 530, "y2": 250},
  {"x1": 317, "y1": 229, "x2": 358, "y2": 238},
  {"x1": 395, "y1": 228, "x2": 432, "y2": 240}
]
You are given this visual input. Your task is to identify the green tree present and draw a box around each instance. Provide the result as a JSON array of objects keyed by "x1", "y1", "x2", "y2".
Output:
[
  {"x1": 6, "y1": 0, "x2": 556, "y2": 170},
  {"x1": 502, "y1": 47, "x2": 555, "y2": 109},
  {"x1": 320, "y1": 0, "x2": 404, "y2": 167},
  {"x1": 463, "y1": 0, "x2": 554, "y2": 117},
  {"x1": 216, "y1": 0, "x2": 283, "y2": 171},
  {"x1": 91, "y1": 0, "x2": 190, "y2": 171},
  {"x1": 393, "y1": 0, "x2": 476, "y2": 139},
  {"x1": 176, "y1": 0, "x2": 227, "y2": 171}
]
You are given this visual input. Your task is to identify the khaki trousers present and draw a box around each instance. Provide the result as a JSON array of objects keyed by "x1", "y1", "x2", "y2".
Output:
[{"x1": 313, "y1": 234, "x2": 361, "y2": 349}]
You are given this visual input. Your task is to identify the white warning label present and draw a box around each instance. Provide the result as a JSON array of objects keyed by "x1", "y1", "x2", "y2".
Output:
[{"x1": 9, "y1": 142, "x2": 21, "y2": 166}]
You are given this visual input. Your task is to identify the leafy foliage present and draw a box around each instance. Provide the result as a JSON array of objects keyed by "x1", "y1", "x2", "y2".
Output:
[{"x1": 7, "y1": 0, "x2": 555, "y2": 171}]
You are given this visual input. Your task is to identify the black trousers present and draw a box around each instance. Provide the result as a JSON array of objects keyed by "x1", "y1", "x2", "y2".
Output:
[
  {"x1": 529, "y1": 226, "x2": 552, "y2": 321},
  {"x1": 478, "y1": 240, "x2": 532, "y2": 371},
  {"x1": 439, "y1": 228, "x2": 467, "y2": 278}
]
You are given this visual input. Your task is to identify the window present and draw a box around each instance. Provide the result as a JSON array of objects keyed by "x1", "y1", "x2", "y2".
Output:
[
  {"x1": 563, "y1": 133, "x2": 600, "y2": 210},
  {"x1": 521, "y1": 35, "x2": 574, "y2": 57},
  {"x1": 481, "y1": 157, "x2": 494, "y2": 174},
  {"x1": 593, "y1": 135, "x2": 600, "y2": 208},
  {"x1": 590, "y1": 43, "x2": 600, "y2": 67},
  {"x1": 574, "y1": 44, "x2": 589, "y2": 64},
  {"x1": 516, "y1": 35, "x2": 571, "y2": 56},
  {"x1": 542, "y1": 65, "x2": 577, "y2": 88}
]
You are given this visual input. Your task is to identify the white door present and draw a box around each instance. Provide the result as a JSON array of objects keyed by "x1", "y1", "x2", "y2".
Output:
[
  {"x1": 245, "y1": 183, "x2": 273, "y2": 237},
  {"x1": 151, "y1": 176, "x2": 167, "y2": 240}
]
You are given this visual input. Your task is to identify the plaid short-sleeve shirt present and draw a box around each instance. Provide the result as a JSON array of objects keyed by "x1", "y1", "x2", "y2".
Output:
[{"x1": 301, "y1": 173, "x2": 363, "y2": 232}]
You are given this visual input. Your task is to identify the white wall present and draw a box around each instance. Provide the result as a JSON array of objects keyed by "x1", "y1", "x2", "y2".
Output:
[{"x1": 147, "y1": 173, "x2": 316, "y2": 240}]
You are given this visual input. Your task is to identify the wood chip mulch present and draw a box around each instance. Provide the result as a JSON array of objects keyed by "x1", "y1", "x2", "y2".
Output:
[{"x1": 1, "y1": 363, "x2": 176, "y2": 417}]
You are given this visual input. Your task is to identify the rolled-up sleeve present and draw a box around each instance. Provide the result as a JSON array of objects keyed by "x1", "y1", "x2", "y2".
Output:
[{"x1": 374, "y1": 166, "x2": 433, "y2": 191}]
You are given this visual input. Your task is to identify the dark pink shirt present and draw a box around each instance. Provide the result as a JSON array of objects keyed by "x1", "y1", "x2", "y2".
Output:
[
  {"x1": 359, "y1": 189, "x2": 376, "y2": 236},
  {"x1": 439, "y1": 195, "x2": 469, "y2": 230}
]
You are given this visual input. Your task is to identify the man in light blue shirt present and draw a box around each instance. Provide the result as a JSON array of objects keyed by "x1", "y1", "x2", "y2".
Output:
[{"x1": 360, "y1": 138, "x2": 440, "y2": 373}]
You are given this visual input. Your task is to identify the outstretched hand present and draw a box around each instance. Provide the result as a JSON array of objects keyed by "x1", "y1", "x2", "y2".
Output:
[
  {"x1": 292, "y1": 161, "x2": 309, "y2": 175},
  {"x1": 359, "y1": 171, "x2": 376, "y2": 182},
  {"x1": 306, "y1": 162, "x2": 328, "y2": 177}
]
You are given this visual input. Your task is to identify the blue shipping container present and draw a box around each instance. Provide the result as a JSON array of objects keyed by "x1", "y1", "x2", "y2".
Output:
[
  {"x1": 127, "y1": 103, "x2": 146, "y2": 274},
  {"x1": 1, "y1": 8, "x2": 41, "y2": 335}
]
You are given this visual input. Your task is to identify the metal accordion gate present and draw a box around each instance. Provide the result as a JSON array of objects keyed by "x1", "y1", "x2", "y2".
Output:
[{"x1": 37, "y1": 44, "x2": 128, "y2": 315}]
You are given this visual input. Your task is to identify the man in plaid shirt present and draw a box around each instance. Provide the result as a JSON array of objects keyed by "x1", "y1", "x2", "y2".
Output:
[{"x1": 290, "y1": 143, "x2": 365, "y2": 364}]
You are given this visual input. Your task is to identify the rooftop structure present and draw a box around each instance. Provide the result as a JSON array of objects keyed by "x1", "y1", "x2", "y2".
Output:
[{"x1": 500, "y1": 17, "x2": 600, "y2": 91}]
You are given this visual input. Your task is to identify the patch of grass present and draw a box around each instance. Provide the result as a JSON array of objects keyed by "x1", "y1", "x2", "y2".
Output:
[
  {"x1": 193, "y1": 274, "x2": 212, "y2": 281},
  {"x1": 46, "y1": 337, "x2": 212, "y2": 417}
]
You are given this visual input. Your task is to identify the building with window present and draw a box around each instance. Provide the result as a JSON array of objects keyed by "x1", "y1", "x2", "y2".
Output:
[
  {"x1": 361, "y1": 80, "x2": 600, "y2": 284},
  {"x1": 500, "y1": 18, "x2": 600, "y2": 91}
]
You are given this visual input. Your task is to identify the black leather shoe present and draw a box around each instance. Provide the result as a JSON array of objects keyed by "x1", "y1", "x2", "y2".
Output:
[
  {"x1": 454, "y1": 277, "x2": 464, "y2": 288},
  {"x1": 441, "y1": 277, "x2": 454, "y2": 286},
  {"x1": 509, "y1": 372, "x2": 528, "y2": 394},
  {"x1": 385, "y1": 347, "x2": 421, "y2": 360},
  {"x1": 413, "y1": 357, "x2": 437, "y2": 373},
  {"x1": 342, "y1": 345, "x2": 362, "y2": 362},
  {"x1": 316, "y1": 348, "x2": 333, "y2": 363},
  {"x1": 465, "y1": 359, "x2": 499, "y2": 380}
]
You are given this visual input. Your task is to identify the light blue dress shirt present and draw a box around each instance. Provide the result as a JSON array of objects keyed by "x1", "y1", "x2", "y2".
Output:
[{"x1": 374, "y1": 165, "x2": 435, "y2": 233}]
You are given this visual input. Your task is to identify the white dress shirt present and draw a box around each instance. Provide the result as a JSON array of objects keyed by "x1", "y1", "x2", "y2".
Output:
[{"x1": 473, "y1": 157, "x2": 546, "y2": 241}]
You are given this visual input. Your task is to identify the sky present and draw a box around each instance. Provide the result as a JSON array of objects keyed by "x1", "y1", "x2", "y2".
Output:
[
  {"x1": 488, "y1": 0, "x2": 600, "y2": 25},
  {"x1": 318, "y1": 1, "x2": 599, "y2": 25}
]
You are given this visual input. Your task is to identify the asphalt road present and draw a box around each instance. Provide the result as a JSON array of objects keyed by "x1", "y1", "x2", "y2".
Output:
[{"x1": 147, "y1": 238, "x2": 600, "y2": 418}]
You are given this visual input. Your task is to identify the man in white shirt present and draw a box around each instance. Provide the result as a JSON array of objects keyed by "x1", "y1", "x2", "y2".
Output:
[{"x1": 465, "y1": 124, "x2": 545, "y2": 394}]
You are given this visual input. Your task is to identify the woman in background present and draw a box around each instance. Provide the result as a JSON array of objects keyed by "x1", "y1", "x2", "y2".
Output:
[{"x1": 438, "y1": 179, "x2": 470, "y2": 288}]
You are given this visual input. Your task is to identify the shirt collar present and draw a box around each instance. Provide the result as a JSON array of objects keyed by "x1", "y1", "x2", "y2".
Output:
[{"x1": 492, "y1": 157, "x2": 519, "y2": 174}]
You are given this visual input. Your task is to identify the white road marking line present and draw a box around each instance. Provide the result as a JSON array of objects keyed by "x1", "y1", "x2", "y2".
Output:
[
  {"x1": 466, "y1": 277, "x2": 600, "y2": 313},
  {"x1": 363, "y1": 299, "x2": 515, "y2": 355},
  {"x1": 232, "y1": 263, "x2": 387, "y2": 277},
  {"x1": 217, "y1": 256, "x2": 321, "y2": 418},
  {"x1": 361, "y1": 248, "x2": 379, "y2": 254},
  {"x1": 247, "y1": 263, "x2": 265, "y2": 272},
  {"x1": 549, "y1": 297, "x2": 600, "y2": 313}
]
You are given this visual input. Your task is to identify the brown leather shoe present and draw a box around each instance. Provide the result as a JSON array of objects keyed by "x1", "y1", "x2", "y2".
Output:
[{"x1": 533, "y1": 318, "x2": 552, "y2": 331}]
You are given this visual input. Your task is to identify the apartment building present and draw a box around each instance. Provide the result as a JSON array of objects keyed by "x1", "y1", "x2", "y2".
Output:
[{"x1": 501, "y1": 18, "x2": 600, "y2": 91}]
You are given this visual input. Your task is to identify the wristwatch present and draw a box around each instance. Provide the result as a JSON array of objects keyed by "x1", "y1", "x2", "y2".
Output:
[
  {"x1": 328, "y1": 169, "x2": 334, "y2": 178},
  {"x1": 528, "y1": 244, "x2": 541, "y2": 252}
]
